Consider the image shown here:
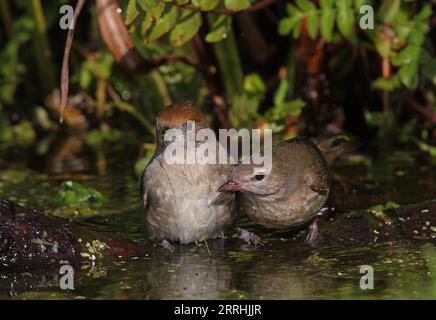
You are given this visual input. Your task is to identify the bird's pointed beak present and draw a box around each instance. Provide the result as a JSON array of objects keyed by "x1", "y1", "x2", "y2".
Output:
[{"x1": 218, "y1": 180, "x2": 242, "y2": 192}]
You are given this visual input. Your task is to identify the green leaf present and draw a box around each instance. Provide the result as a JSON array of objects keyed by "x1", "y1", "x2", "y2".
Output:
[
  {"x1": 224, "y1": 0, "x2": 250, "y2": 11},
  {"x1": 320, "y1": 8, "x2": 334, "y2": 42},
  {"x1": 286, "y1": 99, "x2": 306, "y2": 117},
  {"x1": 279, "y1": 4, "x2": 302, "y2": 36},
  {"x1": 399, "y1": 61, "x2": 419, "y2": 89},
  {"x1": 416, "y1": 4, "x2": 433, "y2": 22},
  {"x1": 307, "y1": 13, "x2": 318, "y2": 40},
  {"x1": 0, "y1": 17, "x2": 33, "y2": 104},
  {"x1": 296, "y1": 0, "x2": 317, "y2": 39},
  {"x1": 409, "y1": 22, "x2": 429, "y2": 46},
  {"x1": 391, "y1": 45, "x2": 420, "y2": 67},
  {"x1": 386, "y1": 201, "x2": 400, "y2": 210},
  {"x1": 374, "y1": 28, "x2": 391, "y2": 57},
  {"x1": 7, "y1": 121, "x2": 36, "y2": 147},
  {"x1": 296, "y1": 0, "x2": 316, "y2": 12},
  {"x1": 272, "y1": 99, "x2": 306, "y2": 119},
  {"x1": 206, "y1": 15, "x2": 231, "y2": 42},
  {"x1": 57, "y1": 181, "x2": 107, "y2": 207},
  {"x1": 95, "y1": 54, "x2": 114, "y2": 80},
  {"x1": 319, "y1": 0, "x2": 333, "y2": 9},
  {"x1": 278, "y1": 16, "x2": 300, "y2": 36},
  {"x1": 377, "y1": 0, "x2": 400, "y2": 24},
  {"x1": 140, "y1": 13, "x2": 154, "y2": 35},
  {"x1": 369, "y1": 201, "x2": 400, "y2": 211},
  {"x1": 293, "y1": 20, "x2": 302, "y2": 39},
  {"x1": 364, "y1": 111, "x2": 384, "y2": 127},
  {"x1": 286, "y1": 3, "x2": 300, "y2": 16},
  {"x1": 192, "y1": 0, "x2": 220, "y2": 11},
  {"x1": 354, "y1": 0, "x2": 371, "y2": 12},
  {"x1": 273, "y1": 77, "x2": 290, "y2": 106},
  {"x1": 372, "y1": 76, "x2": 401, "y2": 91},
  {"x1": 244, "y1": 73, "x2": 266, "y2": 96},
  {"x1": 79, "y1": 62, "x2": 93, "y2": 89},
  {"x1": 414, "y1": 138, "x2": 436, "y2": 157},
  {"x1": 146, "y1": 5, "x2": 178, "y2": 42},
  {"x1": 137, "y1": 0, "x2": 165, "y2": 20},
  {"x1": 170, "y1": 11, "x2": 202, "y2": 47},
  {"x1": 336, "y1": 0, "x2": 355, "y2": 40},
  {"x1": 125, "y1": 0, "x2": 139, "y2": 25},
  {"x1": 231, "y1": 94, "x2": 261, "y2": 126}
]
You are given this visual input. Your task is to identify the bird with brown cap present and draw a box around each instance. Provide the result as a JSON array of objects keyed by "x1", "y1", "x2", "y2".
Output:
[{"x1": 140, "y1": 103, "x2": 237, "y2": 247}]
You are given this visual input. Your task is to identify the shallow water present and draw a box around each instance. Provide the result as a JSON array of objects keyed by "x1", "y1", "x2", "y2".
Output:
[{"x1": 1, "y1": 146, "x2": 436, "y2": 299}]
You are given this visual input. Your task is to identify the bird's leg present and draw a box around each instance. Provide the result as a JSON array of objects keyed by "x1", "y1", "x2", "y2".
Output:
[
  {"x1": 235, "y1": 227, "x2": 265, "y2": 246},
  {"x1": 159, "y1": 239, "x2": 175, "y2": 252},
  {"x1": 304, "y1": 219, "x2": 319, "y2": 247}
]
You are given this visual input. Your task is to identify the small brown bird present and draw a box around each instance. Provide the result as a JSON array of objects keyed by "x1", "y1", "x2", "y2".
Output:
[
  {"x1": 140, "y1": 103, "x2": 237, "y2": 246},
  {"x1": 218, "y1": 136, "x2": 354, "y2": 245}
]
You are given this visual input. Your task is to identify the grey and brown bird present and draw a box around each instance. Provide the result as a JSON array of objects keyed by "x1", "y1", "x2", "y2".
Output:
[
  {"x1": 218, "y1": 135, "x2": 354, "y2": 244},
  {"x1": 140, "y1": 103, "x2": 237, "y2": 246}
]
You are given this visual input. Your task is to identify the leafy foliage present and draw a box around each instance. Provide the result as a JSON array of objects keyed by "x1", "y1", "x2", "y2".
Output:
[
  {"x1": 278, "y1": 0, "x2": 361, "y2": 41},
  {"x1": 125, "y1": 0, "x2": 253, "y2": 45},
  {"x1": 57, "y1": 181, "x2": 107, "y2": 206},
  {"x1": 278, "y1": 1, "x2": 436, "y2": 93},
  {"x1": 372, "y1": 3, "x2": 434, "y2": 90},
  {"x1": 0, "y1": 17, "x2": 33, "y2": 104},
  {"x1": 0, "y1": 0, "x2": 436, "y2": 170}
]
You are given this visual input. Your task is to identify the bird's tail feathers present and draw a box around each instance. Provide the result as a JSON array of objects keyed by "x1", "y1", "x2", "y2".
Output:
[{"x1": 311, "y1": 134, "x2": 357, "y2": 165}]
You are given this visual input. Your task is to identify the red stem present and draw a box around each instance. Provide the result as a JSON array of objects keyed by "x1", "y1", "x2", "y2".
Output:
[{"x1": 60, "y1": 0, "x2": 87, "y2": 123}]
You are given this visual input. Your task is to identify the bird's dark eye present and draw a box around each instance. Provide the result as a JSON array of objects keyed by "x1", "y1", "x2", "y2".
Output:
[{"x1": 254, "y1": 173, "x2": 266, "y2": 181}]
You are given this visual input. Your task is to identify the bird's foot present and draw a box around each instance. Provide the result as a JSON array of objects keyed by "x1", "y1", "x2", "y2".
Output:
[
  {"x1": 235, "y1": 227, "x2": 264, "y2": 246},
  {"x1": 304, "y1": 220, "x2": 319, "y2": 247},
  {"x1": 217, "y1": 232, "x2": 227, "y2": 239},
  {"x1": 159, "y1": 240, "x2": 175, "y2": 252}
]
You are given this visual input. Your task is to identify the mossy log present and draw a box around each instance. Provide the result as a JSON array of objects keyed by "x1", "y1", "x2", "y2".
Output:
[
  {"x1": 318, "y1": 200, "x2": 436, "y2": 246},
  {"x1": 1, "y1": 199, "x2": 435, "y2": 268},
  {"x1": 0, "y1": 200, "x2": 151, "y2": 269}
]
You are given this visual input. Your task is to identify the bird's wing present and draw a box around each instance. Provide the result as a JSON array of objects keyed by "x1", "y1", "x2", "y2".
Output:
[
  {"x1": 210, "y1": 191, "x2": 235, "y2": 207},
  {"x1": 140, "y1": 152, "x2": 175, "y2": 210},
  {"x1": 139, "y1": 159, "x2": 156, "y2": 209},
  {"x1": 139, "y1": 168, "x2": 148, "y2": 209},
  {"x1": 276, "y1": 137, "x2": 330, "y2": 195},
  {"x1": 304, "y1": 157, "x2": 330, "y2": 196}
]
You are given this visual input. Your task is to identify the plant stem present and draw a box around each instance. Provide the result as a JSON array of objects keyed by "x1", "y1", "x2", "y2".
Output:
[
  {"x1": 381, "y1": 56, "x2": 390, "y2": 118},
  {"x1": 28, "y1": 0, "x2": 56, "y2": 94},
  {"x1": 208, "y1": 16, "x2": 243, "y2": 102},
  {"x1": 109, "y1": 101, "x2": 155, "y2": 134},
  {"x1": 150, "y1": 70, "x2": 172, "y2": 107},
  {"x1": 0, "y1": 0, "x2": 13, "y2": 37}
]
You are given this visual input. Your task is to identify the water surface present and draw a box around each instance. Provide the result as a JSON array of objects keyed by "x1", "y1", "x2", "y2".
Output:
[{"x1": 1, "y1": 147, "x2": 435, "y2": 299}]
